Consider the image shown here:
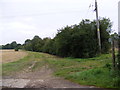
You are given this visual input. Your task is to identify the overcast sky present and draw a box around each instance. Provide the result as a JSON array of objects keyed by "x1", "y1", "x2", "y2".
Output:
[{"x1": 0, "y1": 0, "x2": 119, "y2": 45}]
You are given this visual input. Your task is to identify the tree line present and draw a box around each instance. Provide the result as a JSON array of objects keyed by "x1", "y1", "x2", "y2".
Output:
[
  {"x1": 1, "y1": 41, "x2": 22, "y2": 50},
  {"x1": 2, "y1": 18, "x2": 113, "y2": 58}
]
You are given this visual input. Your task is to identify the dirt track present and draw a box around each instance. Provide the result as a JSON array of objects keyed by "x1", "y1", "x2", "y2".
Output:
[
  {"x1": 2, "y1": 50, "x2": 96, "y2": 88},
  {"x1": 2, "y1": 64, "x2": 95, "y2": 88}
]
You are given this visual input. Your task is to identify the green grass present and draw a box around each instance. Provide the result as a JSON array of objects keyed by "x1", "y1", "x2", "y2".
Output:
[
  {"x1": 65, "y1": 68, "x2": 115, "y2": 88},
  {"x1": 45, "y1": 53, "x2": 120, "y2": 88},
  {"x1": 2, "y1": 51, "x2": 120, "y2": 88},
  {"x1": 2, "y1": 52, "x2": 47, "y2": 75}
]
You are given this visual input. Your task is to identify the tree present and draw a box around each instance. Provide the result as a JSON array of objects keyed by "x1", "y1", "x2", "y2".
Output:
[
  {"x1": 54, "y1": 26, "x2": 72, "y2": 57},
  {"x1": 10, "y1": 41, "x2": 17, "y2": 49},
  {"x1": 24, "y1": 39, "x2": 32, "y2": 51},
  {"x1": 99, "y1": 18, "x2": 112, "y2": 53},
  {"x1": 31, "y1": 35, "x2": 43, "y2": 52},
  {"x1": 2, "y1": 44, "x2": 11, "y2": 49},
  {"x1": 53, "y1": 18, "x2": 111, "y2": 58},
  {"x1": 0, "y1": 45, "x2": 2, "y2": 49},
  {"x1": 117, "y1": 35, "x2": 120, "y2": 70},
  {"x1": 2, "y1": 41, "x2": 21, "y2": 49},
  {"x1": 23, "y1": 18, "x2": 112, "y2": 58},
  {"x1": 42, "y1": 37, "x2": 52, "y2": 53},
  {"x1": 110, "y1": 33, "x2": 119, "y2": 70}
]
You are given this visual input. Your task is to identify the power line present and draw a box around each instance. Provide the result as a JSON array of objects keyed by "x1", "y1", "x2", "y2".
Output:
[{"x1": 84, "y1": 0, "x2": 95, "y2": 19}]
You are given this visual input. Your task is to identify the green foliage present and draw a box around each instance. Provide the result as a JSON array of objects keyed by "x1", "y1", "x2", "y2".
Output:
[
  {"x1": 14, "y1": 48, "x2": 19, "y2": 51},
  {"x1": 45, "y1": 53, "x2": 119, "y2": 88},
  {"x1": 10, "y1": 41, "x2": 17, "y2": 48},
  {"x1": 117, "y1": 53, "x2": 120, "y2": 70},
  {"x1": 23, "y1": 17, "x2": 111, "y2": 58},
  {"x1": 99, "y1": 18, "x2": 112, "y2": 53},
  {"x1": 52, "y1": 18, "x2": 111, "y2": 58},
  {"x1": 42, "y1": 38, "x2": 55, "y2": 54},
  {"x1": 31, "y1": 35, "x2": 43, "y2": 52},
  {"x1": 2, "y1": 41, "x2": 22, "y2": 49},
  {"x1": 117, "y1": 36, "x2": 120, "y2": 71},
  {"x1": 24, "y1": 39, "x2": 32, "y2": 51},
  {"x1": 66, "y1": 68, "x2": 120, "y2": 88},
  {"x1": 0, "y1": 45, "x2": 2, "y2": 49},
  {"x1": 103, "y1": 63, "x2": 112, "y2": 70},
  {"x1": 24, "y1": 36, "x2": 43, "y2": 52}
]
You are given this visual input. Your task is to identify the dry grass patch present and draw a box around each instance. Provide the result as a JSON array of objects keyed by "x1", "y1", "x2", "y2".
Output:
[{"x1": 1, "y1": 49, "x2": 28, "y2": 63}]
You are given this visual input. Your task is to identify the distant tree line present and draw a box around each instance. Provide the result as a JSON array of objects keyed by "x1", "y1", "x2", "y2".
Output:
[
  {"x1": 2, "y1": 41, "x2": 22, "y2": 50},
  {"x1": 2, "y1": 18, "x2": 113, "y2": 58}
]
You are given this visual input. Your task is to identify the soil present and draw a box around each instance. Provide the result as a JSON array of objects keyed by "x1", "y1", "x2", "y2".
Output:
[{"x1": 2, "y1": 64, "x2": 96, "y2": 88}]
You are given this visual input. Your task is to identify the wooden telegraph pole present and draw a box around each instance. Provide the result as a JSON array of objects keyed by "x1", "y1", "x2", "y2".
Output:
[{"x1": 95, "y1": 0, "x2": 101, "y2": 53}]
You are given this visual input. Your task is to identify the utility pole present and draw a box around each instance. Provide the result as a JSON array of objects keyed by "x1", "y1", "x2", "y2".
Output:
[{"x1": 95, "y1": 0, "x2": 101, "y2": 53}]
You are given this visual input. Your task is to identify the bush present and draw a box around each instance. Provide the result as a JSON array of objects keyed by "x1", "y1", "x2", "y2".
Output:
[
  {"x1": 23, "y1": 18, "x2": 111, "y2": 58},
  {"x1": 103, "y1": 63, "x2": 112, "y2": 70},
  {"x1": 53, "y1": 18, "x2": 111, "y2": 58},
  {"x1": 15, "y1": 48, "x2": 19, "y2": 51}
]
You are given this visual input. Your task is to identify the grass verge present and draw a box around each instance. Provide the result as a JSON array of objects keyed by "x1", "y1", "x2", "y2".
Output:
[{"x1": 46, "y1": 54, "x2": 120, "y2": 88}]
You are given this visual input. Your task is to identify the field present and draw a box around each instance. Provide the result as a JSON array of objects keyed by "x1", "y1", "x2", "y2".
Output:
[
  {"x1": 1, "y1": 49, "x2": 28, "y2": 63},
  {"x1": 2, "y1": 50, "x2": 120, "y2": 88}
]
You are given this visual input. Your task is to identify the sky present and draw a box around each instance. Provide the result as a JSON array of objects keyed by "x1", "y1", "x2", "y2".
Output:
[{"x1": 0, "y1": 0, "x2": 119, "y2": 45}]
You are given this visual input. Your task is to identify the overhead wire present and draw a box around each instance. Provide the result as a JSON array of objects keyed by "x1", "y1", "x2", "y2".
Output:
[
  {"x1": 84, "y1": 0, "x2": 95, "y2": 20},
  {"x1": 1, "y1": 0, "x2": 96, "y2": 19}
]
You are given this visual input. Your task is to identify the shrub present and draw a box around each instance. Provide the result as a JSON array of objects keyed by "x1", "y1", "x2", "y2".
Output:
[{"x1": 15, "y1": 48, "x2": 19, "y2": 51}]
